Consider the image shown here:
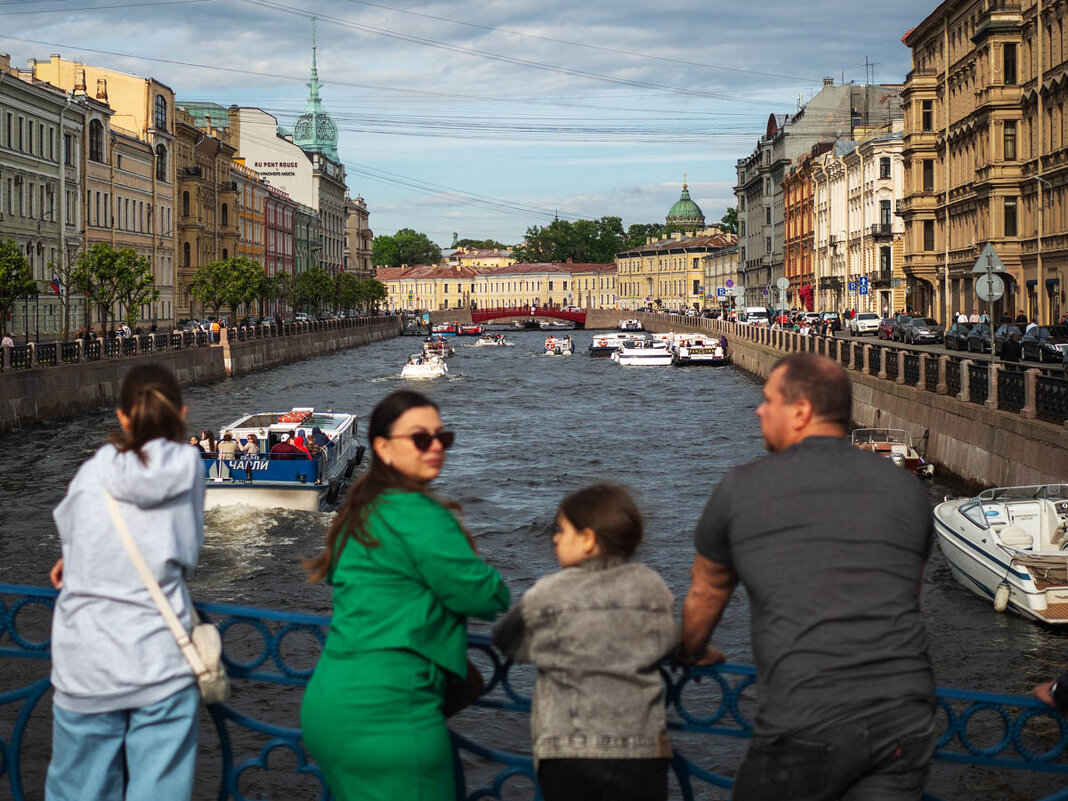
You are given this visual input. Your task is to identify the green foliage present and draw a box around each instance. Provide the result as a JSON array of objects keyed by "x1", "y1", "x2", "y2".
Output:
[
  {"x1": 373, "y1": 228, "x2": 442, "y2": 268},
  {"x1": 454, "y1": 238, "x2": 507, "y2": 250},
  {"x1": 511, "y1": 217, "x2": 624, "y2": 264},
  {"x1": 72, "y1": 243, "x2": 158, "y2": 331},
  {"x1": 189, "y1": 260, "x2": 229, "y2": 317},
  {"x1": 190, "y1": 257, "x2": 266, "y2": 318},
  {"x1": 720, "y1": 206, "x2": 738, "y2": 235},
  {"x1": 622, "y1": 223, "x2": 667, "y2": 250},
  {"x1": 292, "y1": 266, "x2": 334, "y2": 314},
  {"x1": 0, "y1": 238, "x2": 37, "y2": 337},
  {"x1": 333, "y1": 271, "x2": 361, "y2": 312}
]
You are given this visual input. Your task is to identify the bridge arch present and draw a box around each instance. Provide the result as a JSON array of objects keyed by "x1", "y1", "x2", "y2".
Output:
[{"x1": 470, "y1": 306, "x2": 586, "y2": 327}]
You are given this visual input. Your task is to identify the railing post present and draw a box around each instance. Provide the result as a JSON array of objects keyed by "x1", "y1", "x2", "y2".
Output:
[
  {"x1": 28, "y1": 342, "x2": 37, "y2": 366},
  {"x1": 76, "y1": 338, "x2": 84, "y2": 363},
  {"x1": 986, "y1": 363, "x2": 1001, "y2": 410},
  {"x1": 959, "y1": 359, "x2": 972, "y2": 402},
  {"x1": 1021, "y1": 367, "x2": 1039, "y2": 419},
  {"x1": 1, "y1": 344, "x2": 9, "y2": 370},
  {"x1": 894, "y1": 350, "x2": 906, "y2": 384},
  {"x1": 936, "y1": 355, "x2": 948, "y2": 395},
  {"x1": 863, "y1": 344, "x2": 874, "y2": 375}
]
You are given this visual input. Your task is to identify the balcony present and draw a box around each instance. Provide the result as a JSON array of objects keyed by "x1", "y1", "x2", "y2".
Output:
[
  {"x1": 870, "y1": 223, "x2": 893, "y2": 239},
  {"x1": 818, "y1": 276, "x2": 843, "y2": 290},
  {"x1": 872, "y1": 270, "x2": 895, "y2": 288}
]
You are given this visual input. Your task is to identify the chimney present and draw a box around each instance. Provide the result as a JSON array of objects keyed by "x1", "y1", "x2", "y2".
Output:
[
  {"x1": 96, "y1": 78, "x2": 108, "y2": 103},
  {"x1": 823, "y1": 76, "x2": 834, "y2": 88},
  {"x1": 74, "y1": 68, "x2": 86, "y2": 94},
  {"x1": 0, "y1": 53, "x2": 10, "y2": 74}
]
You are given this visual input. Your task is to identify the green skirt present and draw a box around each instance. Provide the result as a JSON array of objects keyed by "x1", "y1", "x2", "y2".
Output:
[{"x1": 300, "y1": 649, "x2": 453, "y2": 801}]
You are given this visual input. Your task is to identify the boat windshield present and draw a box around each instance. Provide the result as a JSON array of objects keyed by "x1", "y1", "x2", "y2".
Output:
[
  {"x1": 851, "y1": 428, "x2": 913, "y2": 446},
  {"x1": 957, "y1": 500, "x2": 993, "y2": 530},
  {"x1": 979, "y1": 484, "x2": 1068, "y2": 502}
]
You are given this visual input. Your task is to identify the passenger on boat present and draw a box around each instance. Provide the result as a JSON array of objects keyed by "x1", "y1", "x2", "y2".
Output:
[
  {"x1": 199, "y1": 430, "x2": 216, "y2": 457},
  {"x1": 492, "y1": 484, "x2": 676, "y2": 801},
  {"x1": 301, "y1": 390, "x2": 509, "y2": 801},
  {"x1": 217, "y1": 432, "x2": 239, "y2": 459},
  {"x1": 189, "y1": 435, "x2": 200, "y2": 448},
  {"x1": 270, "y1": 433, "x2": 304, "y2": 461},
  {"x1": 679, "y1": 353, "x2": 936, "y2": 801},
  {"x1": 719, "y1": 335, "x2": 728, "y2": 350},
  {"x1": 292, "y1": 436, "x2": 311, "y2": 456},
  {"x1": 310, "y1": 426, "x2": 330, "y2": 448}
]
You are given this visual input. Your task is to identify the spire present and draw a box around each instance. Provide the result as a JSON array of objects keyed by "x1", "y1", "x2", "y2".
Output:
[
  {"x1": 292, "y1": 15, "x2": 340, "y2": 162},
  {"x1": 308, "y1": 17, "x2": 321, "y2": 104}
]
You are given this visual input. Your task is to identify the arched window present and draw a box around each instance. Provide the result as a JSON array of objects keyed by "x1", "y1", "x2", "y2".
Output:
[
  {"x1": 182, "y1": 191, "x2": 190, "y2": 217},
  {"x1": 88, "y1": 120, "x2": 104, "y2": 162},
  {"x1": 154, "y1": 94, "x2": 167, "y2": 131},
  {"x1": 221, "y1": 203, "x2": 228, "y2": 226},
  {"x1": 183, "y1": 242, "x2": 190, "y2": 267},
  {"x1": 155, "y1": 144, "x2": 167, "y2": 181}
]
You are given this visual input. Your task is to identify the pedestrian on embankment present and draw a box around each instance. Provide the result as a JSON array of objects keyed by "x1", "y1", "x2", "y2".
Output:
[
  {"x1": 301, "y1": 390, "x2": 509, "y2": 801},
  {"x1": 45, "y1": 363, "x2": 205, "y2": 801},
  {"x1": 492, "y1": 484, "x2": 677, "y2": 801},
  {"x1": 679, "y1": 352, "x2": 936, "y2": 801}
]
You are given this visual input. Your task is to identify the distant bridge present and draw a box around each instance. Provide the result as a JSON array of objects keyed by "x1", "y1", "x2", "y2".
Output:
[{"x1": 470, "y1": 306, "x2": 587, "y2": 326}]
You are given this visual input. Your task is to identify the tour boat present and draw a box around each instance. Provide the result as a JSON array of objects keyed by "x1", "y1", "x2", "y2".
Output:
[
  {"x1": 203, "y1": 408, "x2": 364, "y2": 512},
  {"x1": 540, "y1": 320, "x2": 573, "y2": 330},
  {"x1": 618, "y1": 319, "x2": 644, "y2": 332},
  {"x1": 456, "y1": 323, "x2": 485, "y2": 336},
  {"x1": 544, "y1": 335, "x2": 574, "y2": 355},
  {"x1": 850, "y1": 428, "x2": 934, "y2": 478},
  {"x1": 401, "y1": 353, "x2": 448, "y2": 379},
  {"x1": 612, "y1": 338, "x2": 672, "y2": 366},
  {"x1": 672, "y1": 334, "x2": 731, "y2": 366},
  {"x1": 933, "y1": 485, "x2": 1068, "y2": 623},
  {"x1": 423, "y1": 336, "x2": 455, "y2": 358},
  {"x1": 588, "y1": 333, "x2": 641, "y2": 358},
  {"x1": 475, "y1": 333, "x2": 508, "y2": 347},
  {"x1": 430, "y1": 323, "x2": 457, "y2": 337}
]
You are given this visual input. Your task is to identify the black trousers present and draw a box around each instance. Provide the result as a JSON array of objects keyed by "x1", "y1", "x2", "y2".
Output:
[{"x1": 537, "y1": 758, "x2": 669, "y2": 801}]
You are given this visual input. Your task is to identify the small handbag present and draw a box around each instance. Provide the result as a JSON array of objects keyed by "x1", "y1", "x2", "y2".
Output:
[
  {"x1": 443, "y1": 658, "x2": 484, "y2": 718},
  {"x1": 104, "y1": 492, "x2": 230, "y2": 705}
]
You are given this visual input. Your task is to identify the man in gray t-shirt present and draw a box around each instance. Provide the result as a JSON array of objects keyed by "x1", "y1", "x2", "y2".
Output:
[{"x1": 680, "y1": 353, "x2": 936, "y2": 801}]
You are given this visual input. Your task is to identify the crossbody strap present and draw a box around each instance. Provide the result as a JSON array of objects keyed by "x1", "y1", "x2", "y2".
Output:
[{"x1": 103, "y1": 492, "x2": 209, "y2": 677}]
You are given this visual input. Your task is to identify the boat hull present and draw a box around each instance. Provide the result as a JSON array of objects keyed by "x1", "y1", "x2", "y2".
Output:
[{"x1": 205, "y1": 482, "x2": 325, "y2": 512}]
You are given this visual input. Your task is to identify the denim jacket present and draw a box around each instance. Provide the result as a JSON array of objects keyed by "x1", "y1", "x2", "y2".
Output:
[{"x1": 492, "y1": 558, "x2": 677, "y2": 761}]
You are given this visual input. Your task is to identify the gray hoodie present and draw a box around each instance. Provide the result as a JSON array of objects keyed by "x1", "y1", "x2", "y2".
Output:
[{"x1": 51, "y1": 438, "x2": 205, "y2": 713}]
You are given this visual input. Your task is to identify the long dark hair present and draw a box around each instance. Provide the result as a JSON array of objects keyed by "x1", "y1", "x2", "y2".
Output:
[
  {"x1": 305, "y1": 390, "x2": 460, "y2": 583},
  {"x1": 108, "y1": 363, "x2": 186, "y2": 465},
  {"x1": 558, "y1": 483, "x2": 644, "y2": 562}
]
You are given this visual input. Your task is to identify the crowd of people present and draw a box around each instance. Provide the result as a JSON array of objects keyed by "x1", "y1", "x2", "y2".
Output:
[{"x1": 42, "y1": 362, "x2": 1067, "y2": 801}]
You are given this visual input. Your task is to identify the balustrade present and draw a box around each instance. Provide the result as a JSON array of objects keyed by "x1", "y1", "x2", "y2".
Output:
[
  {"x1": 853, "y1": 342, "x2": 865, "y2": 369},
  {"x1": 969, "y1": 364, "x2": 990, "y2": 405},
  {"x1": 60, "y1": 342, "x2": 79, "y2": 364},
  {"x1": 869, "y1": 346, "x2": 883, "y2": 377},
  {"x1": 946, "y1": 360, "x2": 962, "y2": 398},
  {"x1": 997, "y1": 369, "x2": 1027, "y2": 413},
  {"x1": 9, "y1": 346, "x2": 31, "y2": 370},
  {"x1": 886, "y1": 350, "x2": 900, "y2": 381},
  {"x1": 925, "y1": 356, "x2": 940, "y2": 392},
  {"x1": 904, "y1": 354, "x2": 920, "y2": 386},
  {"x1": 35, "y1": 344, "x2": 56, "y2": 368},
  {"x1": 1036, "y1": 375, "x2": 1068, "y2": 424}
]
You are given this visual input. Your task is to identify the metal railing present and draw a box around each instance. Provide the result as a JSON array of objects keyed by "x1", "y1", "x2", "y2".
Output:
[
  {"x1": 1037, "y1": 375, "x2": 1068, "y2": 424},
  {"x1": 2, "y1": 583, "x2": 1067, "y2": 801},
  {"x1": 35, "y1": 343, "x2": 56, "y2": 368},
  {"x1": 904, "y1": 353, "x2": 921, "y2": 386},
  {"x1": 869, "y1": 345, "x2": 883, "y2": 376},
  {"x1": 998, "y1": 369, "x2": 1027, "y2": 413},
  {"x1": 925, "y1": 357, "x2": 940, "y2": 392},
  {"x1": 969, "y1": 364, "x2": 990, "y2": 405},
  {"x1": 886, "y1": 350, "x2": 900, "y2": 381},
  {"x1": 946, "y1": 360, "x2": 962, "y2": 398}
]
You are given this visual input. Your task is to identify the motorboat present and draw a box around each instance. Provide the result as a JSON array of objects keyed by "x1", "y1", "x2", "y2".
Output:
[
  {"x1": 402, "y1": 353, "x2": 448, "y2": 379},
  {"x1": 430, "y1": 323, "x2": 457, "y2": 337},
  {"x1": 618, "y1": 319, "x2": 644, "y2": 332},
  {"x1": 933, "y1": 485, "x2": 1068, "y2": 623},
  {"x1": 423, "y1": 336, "x2": 455, "y2": 358},
  {"x1": 544, "y1": 335, "x2": 574, "y2": 355},
  {"x1": 475, "y1": 333, "x2": 509, "y2": 347},
  {"x1": 203, "y1": 408, "x2": 364, "y2": 512},
  {"x1": 673, "y1": 334, "x2": 730, "y2": 366},
  {"x1": 540, "y1": 320, "x2": 573, "y2": 330},
  {"x1": 612, "y1": 338, "x2": 672, "y2": 366},
  {"x1": 457, "y1": 323, "x2": 485, "y2": 336},
  {"x1": 851, "y1": 428, "x2": 934, "y2": 478},
  {"x1": 588, "y1": 333, "x2": 641, "y2": 357}
]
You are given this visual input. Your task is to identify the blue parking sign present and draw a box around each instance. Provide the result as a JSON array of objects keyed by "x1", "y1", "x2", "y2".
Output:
[
  {"x1": 859, "y1": 276, "x2": 869, "y2": 295},
  {"x1": 848, "y1": 281, "x2": 857, "y2": 292},
  {"x1": 716, "y1": 288, "x2": 726, "y2": 297}
]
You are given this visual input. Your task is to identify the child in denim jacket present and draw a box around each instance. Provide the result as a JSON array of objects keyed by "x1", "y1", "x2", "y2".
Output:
[{"x1": 492, "y1": 484, "x2": 678, "y2": 801}]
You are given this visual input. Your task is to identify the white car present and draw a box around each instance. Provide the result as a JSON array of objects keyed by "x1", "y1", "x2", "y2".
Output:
[{"x1": 849, "y1": 312, "x2": 881, "y2": 336}]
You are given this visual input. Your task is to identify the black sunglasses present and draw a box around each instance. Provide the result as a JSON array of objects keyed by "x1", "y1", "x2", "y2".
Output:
[{"x1": 391, "y1": 430, "x2": 455, "y2": 452}]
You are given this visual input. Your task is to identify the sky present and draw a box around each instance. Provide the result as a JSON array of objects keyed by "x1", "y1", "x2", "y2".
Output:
[{"x1": 1, "y1": 0, "x2": 939, "y2": 247}]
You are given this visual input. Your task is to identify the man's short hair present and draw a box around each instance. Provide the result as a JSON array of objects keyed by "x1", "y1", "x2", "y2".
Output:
[{"x1": 772, "y1": 353, "x2": 852, "y2": 427}]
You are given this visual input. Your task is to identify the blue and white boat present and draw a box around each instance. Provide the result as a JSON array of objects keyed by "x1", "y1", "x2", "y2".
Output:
[{"x1": 203, "y1": 408, "x2": 364, "y2": 512}]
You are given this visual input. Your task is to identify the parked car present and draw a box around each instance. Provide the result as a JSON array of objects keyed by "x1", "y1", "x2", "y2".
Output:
[
  {"x1": 877, "y1": 317, "x2": 897, "y2": 340},
  {"x1": 848, "y1": 312, "x2": 881, "y2": 336},
  {"x1": 900, "y1": 317, "x2": 944, "y2": 345},
  {"x1": 1020, "y1": 325, "x2": 1068, "y2": 362},
  {"x1": 181, "y1": 318, "x2": 210, "y2": 331},
  {"x1": 966, "y1": 323, "x2": 993, "y2": 353},
  {"x1": 237, "y1": 316, "x2": 262, "y2": 328},
  {"x1": 993, "y1": 324, "x2": 1024, "y2": 355},
  {"x1": 944, "y1": 322, "x2": 972, "y2": 351},
  {"x1": 889, "y1": 313, "x2": 913, "y2": 342},
  {"x1": 294, "y1": 312, "x2": 311, "y2": 323},
  {"x1": 819, "y1": 311, "x2": 842, "y2": 333}
]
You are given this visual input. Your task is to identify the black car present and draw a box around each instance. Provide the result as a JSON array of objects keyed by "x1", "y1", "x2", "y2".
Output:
[
  {"x1": 993, "y1": 324, "x2": 1024, "y2": 355},
  {"x1": 1021, "y1": 325, "x2": 1068, "y2": 362},
  {"x1": 966, "y1": 323, "x2": 993, "y2": 353},
  {"x1": 819, "y1": 312, "x2": 842, "y2": 333},
  {"x1": 900, "y1": 317, "x2": 944, "y2": 345},
  {"x1": 944, "y1": 322, "x2": 972, "y2": 350}
]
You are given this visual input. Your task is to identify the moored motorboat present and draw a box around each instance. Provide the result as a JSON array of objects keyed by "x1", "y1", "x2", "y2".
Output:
[
  {"x1": 618, "y1": 318, "x2": 644, "y2": 332},
  {"x1": 203, "y1": 408, "x2": 364, "y2": 512},
  {"x1": 588, "y1": 333, "x2": 641, "y2": 357},
  {"x1": 672, "y1": 334, "x2": 730, "y2": 366},
  {"x1": 934, "y1": 485, "x2": 1068, "y2": 623},
  {"x1": 457, "y1": 323, "x2": 485, "y2": 336},
  {"x1": 851, "y1": 428, "x2": 934, "y2": 478},
  {"x1": 612, "y1": 338, "x2": 672, "y2": 366},
  {"x1": 401, "y1": 353, "x2": 448, "y2": 379},
  {"x1": 544, "y1": 335, "x2": 574, "y2": 355},
  {"x1": 430, "y1": 323, "x2": 457, "y2": 337},
  {"x1": 475, "y1": 333, "x2": 508, "y2": 347}
]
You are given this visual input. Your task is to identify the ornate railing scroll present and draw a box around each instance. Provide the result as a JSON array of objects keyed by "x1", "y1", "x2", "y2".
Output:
[{"x1": 3, "y1": 584, "x2": 1068, "y2": 801}]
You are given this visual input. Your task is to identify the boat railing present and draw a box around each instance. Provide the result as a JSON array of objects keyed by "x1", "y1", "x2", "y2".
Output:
[
  {"x1": 978, "y1": 485, "x2": 1068, "y2": 502},
  {"x1": 2, "y1": 583, "x2": 1067, "y2": 801}
]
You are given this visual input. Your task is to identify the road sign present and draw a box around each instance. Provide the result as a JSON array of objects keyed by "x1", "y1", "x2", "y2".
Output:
[
  {"x1": 776, "y1": 277, "x2": 790, "y2": 290},
  {"x1": 716, "y1": 288, "x2": 726, "y2": 298},
  {"x1": 725, "y1": 279, "x2": 734, "y2": 288},
  {"x1": 972, "y1": 244, "x2": 1005, "y2": 275},
  {"x1": 976, "y1": 273, "x2": 1005, "y2": 302},
  {"x1": 859, "y1": 276, "x2": 869, "y2": 295},
  {"x1": 848, "y1": 281, "x2": 857, "y2": 292}
]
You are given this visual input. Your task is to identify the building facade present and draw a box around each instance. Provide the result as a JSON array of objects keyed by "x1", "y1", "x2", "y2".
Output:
[
  {"x1": 615, "y1": 230, "x2": 736, "y2": 311},
  {"x1": 783, "y1": 153, "x2": 819, "y2": 308},
  {"x1": 703, "y1": 245, "x2": 742, "y2": 311},
  {"x1": 344, "y1": 195, "x2": 373, "y2": 278},
  {"x1": 568, "y1": 263, "x2": 617, "y2": 308}
]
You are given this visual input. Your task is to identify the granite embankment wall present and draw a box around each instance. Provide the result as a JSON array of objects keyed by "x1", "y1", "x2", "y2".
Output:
[
  {"x1": 0, "y1": 318, "x2": 399, "y2": 432},
  {"x1": 638, "y1": 313, "x2": 1066, "y2": 487}
]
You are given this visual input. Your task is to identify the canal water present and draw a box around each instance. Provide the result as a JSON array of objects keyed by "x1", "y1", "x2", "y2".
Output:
[{"x1": 1, "y1": 328, "x2": 1064, "y2": 800}]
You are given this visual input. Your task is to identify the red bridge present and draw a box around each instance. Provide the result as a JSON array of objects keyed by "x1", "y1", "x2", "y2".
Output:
[{"x1": 470, "y1": 306, "x2": 587, "y2": 326}]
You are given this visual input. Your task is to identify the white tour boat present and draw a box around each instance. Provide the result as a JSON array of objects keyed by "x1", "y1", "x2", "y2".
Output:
[
  {"x1": 475, "y1": 333, "x2": 509, "y2": 347},
  {"x1": 672, "y1": 334, "x2": 730, "y2": 366},
  {"x1": 851, "y1": 428, "x2": 934, "y2": 478},
  {"x1": 588, "y1": 333, "x2": 641, "y2": 358},
  {"x1": 203, "y1": 408, "x2": 364, "y2": 512},
  {"x1": 618, "y1": 319, "x2": 645, "y2": 332},
  {"x1": 544, "y1": 335, "x2": 574, "y2": 355},
  {"x1": 423, "y1": 336, "x2": 455, "y2": 358},
  {"x1": 934, "y1": 485, "x2": 1068, "y2": 623},
  {"x1": 612, "y1": 338, "x2": 673, "y2": 366},
  {"x1": 401, "y1": 353, "x2": 448, "y2": 379}
]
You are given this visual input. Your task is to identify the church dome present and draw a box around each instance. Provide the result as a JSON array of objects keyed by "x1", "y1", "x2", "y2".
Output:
[{"x1": 667, "y1": 183, "x2": 705, "y2": 228}]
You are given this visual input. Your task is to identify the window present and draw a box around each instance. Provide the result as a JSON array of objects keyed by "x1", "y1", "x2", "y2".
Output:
[
  {"x1": 765, "y1": 206, "x2": 771, "y2": 224},
  {"x1": 880, "y1": 246, "x2": 891, "y2": 276},
  {"x1": 221, "y1": 203, "x2": 228, "y2": 226},
  {"x1": 1004, "y1": 197, "x2": 1018, "y2": 237},
  {"x1": 921, "y1": 100, "x2": 933, "y2": 132},
  {"x1": 154, "y1": 94, "x2": 167, "y2": 131},
  {"x1": 1004, "y1": 43, "x2": 1017, "y2": 85},
  {"x1": 880, "y1": 157, "x2": 891, "y2": 179},
  {"x1": 1004, "y1": 121, "x2": 1017, "y2": 160},
  {"x1": 155, "y1": 144, "x2": 167, "y2": 181},
  {"x1": 183, "y1": 242, "x2": 190, "y2": 267},
  {"x1": 89, "y1": 120, "x2": 104, "y2": 162},
  {"x1": 182, "y1": 191, "x2": 190, "y2": 217},
  {"x1": 548, "y1": 281, "x2": 554, "y2": 290},
  {"x1": 693, "y1": 279, "x2": 700, "y2": 294},
  {"x1": 922, "y1": 160, "x2": 935, "y2": 192},
  {"x1": 880, "y1": 200, "x2": 892, "y2": 227},
  {"x1": 63, "y1": 133, "x2": 74, "y2": 166},
  {"x1": 923, "y1": 220, "x2": 935, "y2": 251}
]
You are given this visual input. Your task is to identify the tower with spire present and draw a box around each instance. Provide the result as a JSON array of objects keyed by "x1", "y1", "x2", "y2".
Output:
[{"x1": 292, "y1": 17, "x2": 340, "y2": 162}]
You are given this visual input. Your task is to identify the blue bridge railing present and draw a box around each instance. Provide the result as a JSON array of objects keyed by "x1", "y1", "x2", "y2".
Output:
[{"x1": 2, "y1": 583, "x2": 1067, "y2": 801}]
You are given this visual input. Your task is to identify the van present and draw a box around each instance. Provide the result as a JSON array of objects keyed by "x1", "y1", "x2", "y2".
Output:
[{"x1": 744, "y1": 307, "x2": 769, "y2": 326}]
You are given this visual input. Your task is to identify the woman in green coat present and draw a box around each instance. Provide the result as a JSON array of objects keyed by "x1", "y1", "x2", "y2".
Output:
[{"x1": 302, "y1": 390, "x2": 509, "y2": 801}]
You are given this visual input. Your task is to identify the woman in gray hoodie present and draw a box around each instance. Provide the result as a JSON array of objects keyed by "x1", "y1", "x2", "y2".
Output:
[{"x1": 46, "y1": 363, "x2": 205, "y2": 801}]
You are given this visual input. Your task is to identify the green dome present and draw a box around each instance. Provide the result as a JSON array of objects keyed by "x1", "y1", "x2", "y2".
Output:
[{"x1": 667, "y1": 183, "x2": 705, "y2": 227}]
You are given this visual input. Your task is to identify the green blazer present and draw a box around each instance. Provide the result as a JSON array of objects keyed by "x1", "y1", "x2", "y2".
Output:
[{"x1": 325, "y1": 489, "x2": 509, "y2": 677}]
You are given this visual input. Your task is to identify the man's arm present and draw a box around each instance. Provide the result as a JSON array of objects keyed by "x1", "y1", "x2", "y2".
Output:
[{"x1": 679, "y1": 553, "x2": 738, "y2": 665}]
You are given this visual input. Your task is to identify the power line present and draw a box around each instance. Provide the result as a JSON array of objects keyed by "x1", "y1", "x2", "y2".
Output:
[{"x1": 0, "y1": 0, "x2": 206, "y2": 14}]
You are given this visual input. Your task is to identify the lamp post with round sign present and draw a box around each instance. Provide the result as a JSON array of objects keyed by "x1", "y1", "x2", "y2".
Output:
[{"x1": 975, "y1": 261, "x2": 1005, "y2": 359}]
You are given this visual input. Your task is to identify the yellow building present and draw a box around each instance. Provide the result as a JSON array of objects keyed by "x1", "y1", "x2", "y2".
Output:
[
  {"x1": 232, "y1": 161, "x2": 266, "y2": 265},
  {"x1": 474, "y1": 263, "x2": 577, "y2": 309},
  {"x1": 616, "y1": 230, "x2": 736, "y2": 311},
  {"x1": 33, "y1": 55, "x2": 177, "y2": 328},
  {"x1": 451, "y1": 246, "x2": 514, "y2": 269},
  {"x1": 344, "y1": 196, "x2": 373, "y2": 278},
  {"x1": 377, "y1": 264, "x2": 477, "y2": 312},
  {"x1": 703, "y1": 245, "x2": 742, "y2": 311},
  {"x1": 568, "y1": 263, "x2": 618, "y2": 308}
]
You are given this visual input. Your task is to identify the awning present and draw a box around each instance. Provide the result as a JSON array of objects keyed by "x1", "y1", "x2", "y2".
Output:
[
  {"x1": 1027, "y1": 279, "x2": 1038, "y2": 287},
  {"x1": 1046, "y1": 278, "x2": 1060, "y2": 286}
]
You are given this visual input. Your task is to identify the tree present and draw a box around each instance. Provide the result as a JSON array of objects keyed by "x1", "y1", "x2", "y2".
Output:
[
  {"x1": 454, "y1": 238, "x2": 507, "y2": 250},
  {"x1": 273, "y1": 272, "x2": 294, "y2": 318},
  {"x1": 114, "y1": 251, "x2": 160, "y2": 329},
  {"x1": 72, "y1": 243, "x2": 156, "y2": 333},
  {"x1": 189, "y1": 257, "x2": 265, "y2": 320},
  {"x1": 0, "y1": 238, "x2": 37, "y2": 339},
  {"x1": 623, "y1": 223, "x2": 666, "y2": 250},
  {"x1": 333, "y1": 271, "x2": 361, "y2": 313},
  {"x1": 46, "y1": 247, "x2": 85, "y2": 340},
  {"x1": 359, "y1": 278, "x2": 387, "y2": 310},
  {"x1": 292, "y1": 266, "x2": 334, "y2": 315},
  {"x1": 373, "y1": 228, "x2": 442, "y2": 267},
  {"x1": 511, "y1": 217, "x2": 624, "y2": 264},
  {"x1": 189, "y1": 260, "x2": 232, "y2": 318},
  {"x1": 720, "y1": 206, "x2": 738, "y2": 235}
]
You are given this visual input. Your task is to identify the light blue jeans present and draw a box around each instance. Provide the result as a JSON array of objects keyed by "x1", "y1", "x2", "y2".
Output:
[{"x1": 46, "y1": 684, "x2": 199, "y2": 801}]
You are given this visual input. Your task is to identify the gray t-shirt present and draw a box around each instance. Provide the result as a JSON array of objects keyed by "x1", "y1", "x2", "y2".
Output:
[{"x1": 694, "y1": 435, "x2": 935, "y2": 738}]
